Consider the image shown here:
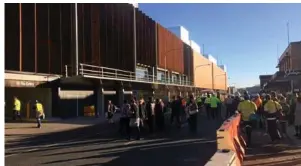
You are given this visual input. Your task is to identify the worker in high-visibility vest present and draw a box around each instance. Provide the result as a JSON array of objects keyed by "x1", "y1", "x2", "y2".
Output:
[
  {"x1": 13, "y1": 96, "x2": 22, "y2": 121},
  {"x1": 34, "y1": 100, "x2": 44, "y2": 128},
  {"x1": 205, "y1": 93, "x2": 211, "y2": 120}
]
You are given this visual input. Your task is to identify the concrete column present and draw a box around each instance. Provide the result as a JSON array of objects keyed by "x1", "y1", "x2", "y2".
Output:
[{"x1": 94, "y1": 87, "x2": 104, "y2": 118}]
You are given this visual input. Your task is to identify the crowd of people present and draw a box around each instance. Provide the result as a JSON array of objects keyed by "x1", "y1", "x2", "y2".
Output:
[
  {"x1": 107, "y1": 95, "x2": 201, "y2": 141},
  {"x1": 223, "y1": 91, "x2": 301, "y2": 146}
]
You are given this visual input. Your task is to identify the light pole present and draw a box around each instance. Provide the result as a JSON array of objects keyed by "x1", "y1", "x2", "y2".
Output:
[
  {"x1": 163, "y1": 48, "x2": 183, "y2": 85},
  {"x1": 194, "y1": 63, "x2": 211, "y2": 96}
]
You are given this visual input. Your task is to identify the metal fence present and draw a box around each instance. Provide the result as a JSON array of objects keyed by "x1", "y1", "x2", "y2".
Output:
[{"x1": 65, "y1": 63, "x2": 194, "y2": 87}]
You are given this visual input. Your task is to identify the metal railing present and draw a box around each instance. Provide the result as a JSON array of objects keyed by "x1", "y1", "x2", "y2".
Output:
[{"x1": 65, "y1": 63, "x2": 194, "y2": 86}]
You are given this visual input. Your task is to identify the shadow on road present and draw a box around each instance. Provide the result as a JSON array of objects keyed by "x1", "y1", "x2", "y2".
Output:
[
  {"x1": 244, "y1": 129, "x2": 301, "y2": 166},
  {"x1": 6, "y1": 113, "x2": 222, "y2": 166}
]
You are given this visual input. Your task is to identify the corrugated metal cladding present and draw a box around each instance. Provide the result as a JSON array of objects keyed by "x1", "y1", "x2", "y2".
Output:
[
  {"x1": 77, "y1": 3, "x2": 135, "y2": 72},
  {"x1": 135, "y1": 8, "x2": 156, "y2": 67},
  {"x1": 157, "y1": 24, "x2": 184, "y2": 73},
  {"x1": 213, "y1": 65, "x2": 227, "y2": 90},
  {"x1": 5, "y1": 3, "x2": 20, "y2": 71},
  {"x1": 183, "y1": 42, "x2": 193, "y2": 78},
  {"x1": 4, "y1": 3, "x2": 73, "y2": 75}
]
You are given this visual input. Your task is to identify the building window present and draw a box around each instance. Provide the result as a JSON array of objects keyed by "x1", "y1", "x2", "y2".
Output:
[
  {"x1": 172, "y1": 73, "x2": 178, "y2": 84},
  {"x1": 157, "y1": 70, "x2": 166, "y2": 82},
  {"x1": 136, "y1": 67, "x2": 149, "y2": 81}
]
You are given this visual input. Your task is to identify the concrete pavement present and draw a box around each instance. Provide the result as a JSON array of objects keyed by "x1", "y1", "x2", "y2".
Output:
[
  {"x1": 5, "y1": 113, "x2": 222, "y2": 166},
  {"x1": 243, "y1": 126, "x2": 301, "y2": 166}
]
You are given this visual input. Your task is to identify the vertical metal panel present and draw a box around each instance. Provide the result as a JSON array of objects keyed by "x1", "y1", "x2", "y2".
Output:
[
  {"x1": 36, "y1": 3, "x2": 49, "y2": 73},
  {"x1": 90, "y1": 3, "x2": 134, "y2": 71},
  {"x1": 193, "y1": 51, "x2": 213, "y2": 89},
  {"x1": 21, "y1": 3, "x2": 35, "y2": 72},
  {"x1": 61, "y1": 4, "x2": 73, "y2": 71},
  {"x1": 91, "y1": 4, "x2": 101, "y2": 66},
  {"x1": 49, "y1": 4, "x2": 62, "y2": 74},
  {"x1": 157, "y1": 24, "x2": 184, "y2": 73},
  {"x1": 135, "y1": 9, "x2": 156, "y2": 66},
  {"x1": 213, "y1": 64, "x2": 226, "y2": 90},
  {"x1": 77, "y1": 3, "x2": 84, "y2": 64},
  {"x1": 5, "y1": 3, "x2": 20, "y2": 71},
  {"x1": 183, "y1": 42, "x2": 193, "y2": 78}
]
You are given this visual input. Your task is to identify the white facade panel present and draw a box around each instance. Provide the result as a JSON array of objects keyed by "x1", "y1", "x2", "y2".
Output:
[
  {"x1": 167, "y1": 26, "x2": 190, "y2": 45},
  {"x1": 204, "y1": 54, "x2": 217, "y2": 64},
  {"x1": 190, "y1": 40, "x2": 201, "y2": 54},
  {"x1": 129, "y1": 3, "x2": 139, "y2": 8},
  {"x1": 219, "y1": 65, "x2": 227, "y2": 72}
]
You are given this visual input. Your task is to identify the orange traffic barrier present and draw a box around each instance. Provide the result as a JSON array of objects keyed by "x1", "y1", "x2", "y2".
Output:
[
  {"x1": 84, "y1": 105, "x2": 95, "y2": 117},
  {"x1": 216, "y1": 113, "x2": 246, "y2": 166}
]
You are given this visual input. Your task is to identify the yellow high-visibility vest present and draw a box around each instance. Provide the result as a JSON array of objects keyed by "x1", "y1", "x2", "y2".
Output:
[
  {"x1": 36, "y1": 103, "x2": 44, "y2": 113},
  {"x1": 14, "y1": 99, "x2": 21, "y2": 111}
]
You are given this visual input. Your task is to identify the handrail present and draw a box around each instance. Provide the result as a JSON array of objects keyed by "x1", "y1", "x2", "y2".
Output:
[{"x1": 66, "y1": 63, "x2": 194, "y2": 86}]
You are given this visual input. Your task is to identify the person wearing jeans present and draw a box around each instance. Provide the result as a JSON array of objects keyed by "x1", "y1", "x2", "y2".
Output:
[{"x1": 34, "y1": 100, "x2": 44, "y2": 128}]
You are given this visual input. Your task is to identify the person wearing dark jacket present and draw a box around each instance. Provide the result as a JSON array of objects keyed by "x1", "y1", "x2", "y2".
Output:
[
  {"x1": 138, "y1": 99, "x2": 146, "y2": 131},
  {"x1": 145, "y1": 97, "x2": 155, "y2": 133},
  {"x1": 170, "y1": 96, "x2": 181, "y2": 128},
  {"x1": 155, "y1": 99, "x2": 165, "y2": 131},
  {"x1": 186, "y1": 95, "x2": 199, "y2": 133},
  {"x1": 128, "y1": 99, "x2": 141, "y2": 140}
]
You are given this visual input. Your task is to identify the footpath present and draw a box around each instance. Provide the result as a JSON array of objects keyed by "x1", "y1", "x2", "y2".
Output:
[{"x1": 244, "y1": 126, "x2": 301, "y2": 166}]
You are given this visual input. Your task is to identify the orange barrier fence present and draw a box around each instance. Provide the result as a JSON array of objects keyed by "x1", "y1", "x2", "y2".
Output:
[
  {"x1": 216, "y1": 113, "x2": 246, "y2": 166},
  {"x1": 206, "y1": 113, "x2": 247, "y2": 166},
  {"x1": 84, "y1": 105, "x2": 95, "y2": 117}
]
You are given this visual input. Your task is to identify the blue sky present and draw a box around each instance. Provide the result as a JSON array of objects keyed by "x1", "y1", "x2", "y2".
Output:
[{"x1": 138, "y1": 3, "x2": 301, "y2": 88}]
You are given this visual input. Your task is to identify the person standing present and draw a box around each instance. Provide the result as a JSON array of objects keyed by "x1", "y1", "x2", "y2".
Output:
[
  {"x1": 107, "y1": 100, "x2": 116, "y2": 124},
  {"x1": 34, "y1": 100, "x2": 44, "y2": 128},
  {"x1": 128, "y1": 98, "x2": 141, "y2": 140},
  {"x1": 155, "y1": 98, "x2": 165, "y2": 131},
  {"x1": 12, "y1": 96, "x2": 22, "y2": 121},
  {"x1": 186, "y1": 95, "x2": 199, "y2": 133},
  {"x1": 145, "y1": 97, "x2": 155, "y2": 133},
  {"x1": 279, "y1": 96, "x2": 290, "y2": 136},
  {"x1": 225, "y1": 95, "x2": 234, "y2": 118},
  {"x1": 205, "y1": 93, "x2": 211, "y2": 120},
  {"x1": 171, "y1": 96, "x2": 181, "y2": 128},
  {"x1": 119, "y1": 100, "x2": 130, "y2": 136},
  {"x1": 293, "y1": 95, "x2": 301, "y2": 138},
  {"x1": 264, "y1": 94, "x2": 283, "y2": 142},
  {"x1": 138, "y1": 98, "x2": 146, "y2": 132},
  {"x1": 237, "y1": 95, "x2": 257, "y2": 146},
  {"x1": 210, "y1": 94, "x2": 221, "y2": 120}
]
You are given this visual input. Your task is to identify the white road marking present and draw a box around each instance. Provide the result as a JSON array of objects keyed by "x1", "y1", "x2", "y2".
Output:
[{"x1": 124, "y1": 140, "x2": 136, "y2": 145}]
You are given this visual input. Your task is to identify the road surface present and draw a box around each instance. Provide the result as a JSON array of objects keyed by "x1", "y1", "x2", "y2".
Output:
[{"x1": 6, "y1": 114, "x2": 222, "y2": 166}]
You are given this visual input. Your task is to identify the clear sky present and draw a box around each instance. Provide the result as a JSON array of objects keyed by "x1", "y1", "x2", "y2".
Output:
[{"x1": 138, "y1": 3, "x2": 301, "y2": 88}]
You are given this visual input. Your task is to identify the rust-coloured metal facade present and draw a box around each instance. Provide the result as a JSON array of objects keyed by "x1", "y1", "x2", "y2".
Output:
[
  {"x1": 183, "y1": 42, "x2": 194, "y2": 78},
  {"x1": 135, "y1": 8, "x2": 156, "y2": 67},
  {"x1": 5, "y1": 3, "x2": 74, "y2": 75},
  {"x1": 5, "y1": 3, "x2": 136, "y2": 74},
  {"x1": 5, "y1": 3, "x2": 20, "y2": 71},
  {"x1": 157, "y1": 24, "x2": 184, "y2": 73},
  {"x1": 77, "y1": 3, "x2": 135, "y2": 72}
]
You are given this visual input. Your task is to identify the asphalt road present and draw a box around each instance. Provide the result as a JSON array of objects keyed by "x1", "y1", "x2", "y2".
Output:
[{"x1": 5, "y1": 114, "x2": 222, "y2": 166}]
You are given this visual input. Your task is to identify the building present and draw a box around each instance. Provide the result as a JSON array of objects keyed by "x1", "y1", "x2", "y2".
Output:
[
  {"x1": 5, "y1": 3, "x2": 228, "y2": 119},
  {"x1": 167, "y1": 26, "x2": 190, "y2": 45},
  {"x1": 259, "y1": 41, "x2": 301, "y2": 93},
  {"x1": 204, "y1": 54, "x2": 217, "y2": 65}
]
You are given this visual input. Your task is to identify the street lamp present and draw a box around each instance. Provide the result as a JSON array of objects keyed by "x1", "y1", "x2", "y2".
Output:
[
  {"x1": 163, "y1": 48, "x2": 183, "y2": 85},
  {"x1": 194, "y1": 63, "x2": 211, "y2": 96}
]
